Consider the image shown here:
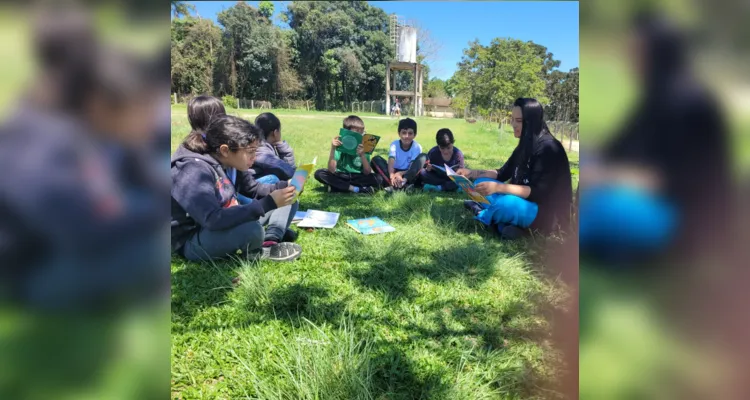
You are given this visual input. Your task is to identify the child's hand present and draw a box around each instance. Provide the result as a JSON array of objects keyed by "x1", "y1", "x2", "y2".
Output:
[
  {"x1": 425, "y1": 161, "x2": 433, "y2": 172},
  {"x1": 456, "y1": 168, "x2": 472, "y2": 178},
  {"x1": 331, "y1": 136, "x2": 342, "y2": 148},
  {"x1": 270, "y1": 186, "x2": 297, "y2": 207},
  {"x1": 475, "y1": 181, "x2": 502, "y2": 196},
  {"x1": 356, "y1": 144, "x2": 365, "y2": 156},
  {"x1": 391, "y1": 173, "x2": 405, "y2": 188}
]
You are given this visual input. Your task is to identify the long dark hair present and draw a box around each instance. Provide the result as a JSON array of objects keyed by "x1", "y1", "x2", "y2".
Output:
[
  {"x1": 633, "y1": 13, "x2": 687, "y2": 95},
  {"x1": 254, "y1": 112, "x2": 281, "y2": 141},
  {"x1": 183, "y1": 95, "x2": 227, "y2": 152},
  {"x1": 183, "y1": 115, "x2": 259, "y2": 155},
  {"x1": 514, "y1": 97, "x2": 552, "y2": 178}
]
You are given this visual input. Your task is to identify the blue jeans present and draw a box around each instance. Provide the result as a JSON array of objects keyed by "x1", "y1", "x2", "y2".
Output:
[
  {"x1": 183, "y1": 201, "x2": 298, "y2": 262},
  {"x1": 579, "y1": 184, "x2": 677, "y2": 256},
  {"x1": 473, "y1": 178, "x2": 538, "y2": 228}
]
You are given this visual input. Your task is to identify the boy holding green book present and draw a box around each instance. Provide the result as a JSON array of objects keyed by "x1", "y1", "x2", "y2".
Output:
[{"x1": 313, "y1": 115, "x2": 384, "y2": 193}]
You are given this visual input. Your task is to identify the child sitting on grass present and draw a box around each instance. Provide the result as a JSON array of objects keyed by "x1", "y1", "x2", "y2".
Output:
[
  {"x1": 313, "y1": 115, "x2": 383, "y2": 194},
  {"x1": 421, "y1": 128, "x2": 466, "y2": 192},
  {"x1": 252, "y1": 112, "x2": 296, "y2": 185},
  {"x1": 371, "y1": 118, "x2": 427, "y2": 192},
  {"x1": 171, "y1": 114, "x2": 302, "y2": 262}
]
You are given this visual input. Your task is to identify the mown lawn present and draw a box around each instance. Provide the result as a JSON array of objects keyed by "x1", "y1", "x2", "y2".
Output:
[{"x1": 171, "y1": 106, "x2": 578, "y2": 399}]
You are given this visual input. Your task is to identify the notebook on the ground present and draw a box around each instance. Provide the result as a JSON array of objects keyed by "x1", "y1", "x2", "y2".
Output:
[
  {"x1": 297, "y1": 210, "x2": 340, "y2": 229},
  {"x1": 445, "y1": 165, "x2": 490, "y2": 205},
  {"x1": 346, "y1": 217, "x2": 396, "y2": 235},
  {"x1": 292, "y1": 211, "x2": 308, "y2": 224}
]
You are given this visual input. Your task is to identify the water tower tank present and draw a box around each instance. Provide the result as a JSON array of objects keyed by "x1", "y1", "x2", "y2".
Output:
[{"x1": 397, "y1": 26, "x2": 417, "y2": 63}]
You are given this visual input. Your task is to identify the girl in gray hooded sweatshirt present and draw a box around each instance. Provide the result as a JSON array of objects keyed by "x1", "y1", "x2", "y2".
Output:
[{"x1": 171, "y1": 112, "x2": 302, "y2": 262}]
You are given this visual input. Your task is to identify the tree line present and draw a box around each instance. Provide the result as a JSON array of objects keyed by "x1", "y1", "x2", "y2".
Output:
[{"x1": 171, "y1": 1, "x2": 578, "y2": 121}]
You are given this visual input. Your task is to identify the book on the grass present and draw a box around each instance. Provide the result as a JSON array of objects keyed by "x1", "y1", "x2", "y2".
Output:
[
  {"x1": 362, "y1": 133, "x2": 380, "y2": 154},
  {"x1": 290, "y1": 156, "x2": 317, "y2": 199},
  {"x1": 297, "y1": 210, "x2": 340, "y2": 229},
  {"x1": 346, "y1": 217, "x2": 396, "y2": 235},
  {"x1": 338, "y1": 128, "x2": 362, "y2": 155},
  {"x1": 445, "y1": 164, "x2": 491, "y2": 205},
  {"x1": 292, "y1": 211, "x2": 308, "y2": 224}
]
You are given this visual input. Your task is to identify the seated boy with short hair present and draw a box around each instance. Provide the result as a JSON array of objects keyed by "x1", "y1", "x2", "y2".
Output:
[
  {"x1": 371, "y1": 118, "x2": 428, "y2": 192},
  {"x1": 313, "y1": 115, "x2": 383, "y2": 194}
]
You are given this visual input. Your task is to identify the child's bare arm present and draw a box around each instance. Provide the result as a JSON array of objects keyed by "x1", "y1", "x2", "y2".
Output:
[{"x1": 328, "y1": 136, "x2": 341, "y2": 173}]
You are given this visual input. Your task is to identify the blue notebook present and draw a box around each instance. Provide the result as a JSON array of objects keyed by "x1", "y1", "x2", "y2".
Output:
[{"x1": 346, "y1": 217, "x2": 396, "y2": 235}]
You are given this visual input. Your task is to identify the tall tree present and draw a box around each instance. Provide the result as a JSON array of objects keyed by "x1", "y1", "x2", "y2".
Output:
[
  {"x1": 285, "y1": 1, "x2": 392, "y2": 110},
  {"x1": 450, "y1": 38, "x2": 548, "y2": 116},
  {"x1": 217, "y1": 2, "x2": 278, "y2": 99},
  {"x1": 171, "y1": 1, "x2": 195, "y2": 19},
  {"x1": 171, "y1": 17, "x2": 221, "y2": 95},
  {"x1": 258, "y1": 1, "x2": 274, "y2": 20}
]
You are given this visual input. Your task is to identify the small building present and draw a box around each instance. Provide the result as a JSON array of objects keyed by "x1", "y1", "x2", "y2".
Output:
[{"x1": 424, "y1": 97, "x2": 455, "y2": 118}]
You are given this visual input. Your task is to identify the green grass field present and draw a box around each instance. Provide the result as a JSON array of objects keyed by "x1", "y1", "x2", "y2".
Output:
[{"x1": 171, "y1": 106, "x2": 578, "y2": 399}]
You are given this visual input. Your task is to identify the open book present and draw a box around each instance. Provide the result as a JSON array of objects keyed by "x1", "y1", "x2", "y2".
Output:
[
  {"x1": 297, "y1": 210, "x2": 340, "y2": 229},
  {"x1": 445, "y1": 165, "x2": 491, "y2": 205},
  {"x1": 290, "y1": 157, "x2": 317, "y2": 199},
  {"x1": 338, "y1": 129, "x2": 380, "y2": 155},
  {"x1": 362, "y1": 133, "x2": 380, "y2": 154},
  {"x1": 347, "y1": 217, "x2": 396, "y2": 235}
]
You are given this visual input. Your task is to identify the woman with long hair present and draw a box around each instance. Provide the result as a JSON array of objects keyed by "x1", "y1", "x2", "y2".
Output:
[{"x1": 459, "y1": 97, "x2": 573, "y2": 239}]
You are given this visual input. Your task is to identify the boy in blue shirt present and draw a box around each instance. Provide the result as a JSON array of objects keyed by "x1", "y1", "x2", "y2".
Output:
[{"x1": 372, "y1": 118, "x2": 427, "y2": 192}]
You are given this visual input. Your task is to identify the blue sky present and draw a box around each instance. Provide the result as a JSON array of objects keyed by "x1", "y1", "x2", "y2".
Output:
[{"x1": 183, "y1": 1, "x2": 579, "y2": 80}]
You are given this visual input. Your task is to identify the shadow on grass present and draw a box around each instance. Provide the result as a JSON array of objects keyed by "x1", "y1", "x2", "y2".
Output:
[
  {"x1": 266, "y1": 282, "x2": 349, "y2": 325},
  {"x1": 170, "y1": 257, "x2": 238, "y2": 326},
  {"x1": 369, "y1": 346, "x2": 450, "y2": 400}
]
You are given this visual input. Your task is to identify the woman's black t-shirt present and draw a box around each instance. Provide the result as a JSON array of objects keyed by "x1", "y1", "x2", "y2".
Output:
[{"x1": 496, "y1": 134, "x2": 573, "y2": 233}]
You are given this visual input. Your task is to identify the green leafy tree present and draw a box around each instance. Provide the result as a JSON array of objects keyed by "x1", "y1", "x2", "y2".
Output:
[
  {"x1": 450, "y1": 38, "x2": 548, "y2": 117},
  {"x1": 171, "y1": 1, "x2": 195, "y2": 19},
  {"x1": 171, "y1": 17, "x2": 221, "y2": 95},
  {"x1": 285, "y1": 1, "x2": 392, "y2": 110},
  {"x1": 425, "y1": 78, "x2": 447, "y2": 98},
  {"x1": 259, "y1": 1, "x2": 274, "y2": 20}
]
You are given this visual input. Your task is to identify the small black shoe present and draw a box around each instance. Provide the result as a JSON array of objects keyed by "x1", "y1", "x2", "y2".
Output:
[
  {"x1": 497, "y1": 224, "x2": 526, "y2": 240},
  {"x1": 403, "y1": 183, "x2": 416, "y2": 193},
  {"x1": 282, "y1": 228, "x2": 298, "y2": 242},
  {"x1": 359, "y1": 186, "x2": 376, "y2": 195},
  {"x1": 463, "y1": 200, "x2": 483, "y2": 216},
  {"x1": 384, "y1": 186, "x2": 395, "y2": 194}
]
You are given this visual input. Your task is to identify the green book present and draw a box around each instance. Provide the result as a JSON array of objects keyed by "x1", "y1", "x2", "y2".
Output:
[{"x1": 338, "y1": 128, "x2": 363, "y2": 155}]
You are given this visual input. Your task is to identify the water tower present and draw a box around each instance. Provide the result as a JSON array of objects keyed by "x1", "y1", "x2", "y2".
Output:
[{"x1": 386, "y1": 14, "x2": 423, "y2": 117}]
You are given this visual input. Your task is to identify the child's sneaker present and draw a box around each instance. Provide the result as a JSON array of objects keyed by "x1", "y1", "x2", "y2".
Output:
[
  {"x1": 261, "y1": 242, "x2": 302, "y2": 262},
  {"x1": 423, "y1": 184, "x2": 442, "y2": 192},
  {"x1": 403, "y1": 183, "x2": 416, "y2": 193},
  {"x1": 384, "y1": 186, "x2": 395, "y2": 195},
  {"x1": 359, "y1": 186, "x2": 376, "y2": 195}
]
